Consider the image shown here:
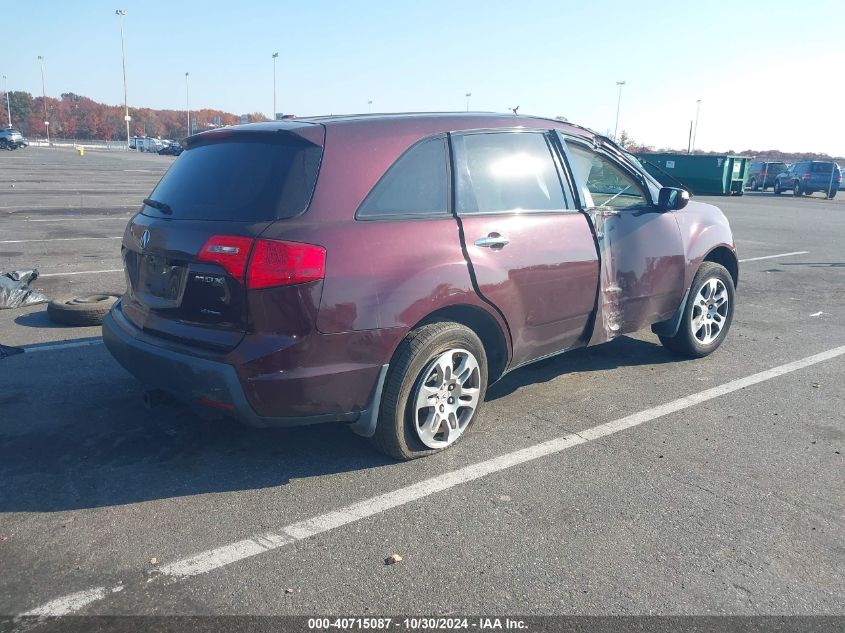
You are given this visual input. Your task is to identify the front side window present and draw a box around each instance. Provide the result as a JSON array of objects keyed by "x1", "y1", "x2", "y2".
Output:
[
  {"x1": 455, "y1": 132, "x2": 568, "y2": 214},
  {"x1": 566, "y1": 143, "x2": 649, "y2": 209},
  {"x1": 357, "y1": 137, "x2": 449, "y2": 219}
]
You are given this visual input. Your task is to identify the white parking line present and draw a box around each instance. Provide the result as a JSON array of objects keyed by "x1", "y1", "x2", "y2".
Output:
[
  {"x1": 0, "y1": 204, "x2": 137, "y2": 210},
  {"x1": 0, "y1": 235, "x2": 123, "y2": 244},
  {"x1": 39, "y1": 269, "x2": 123, "y2": 278},
  {"x1": 0, "y1": 237, "x2": 122, "y2": 244},
  {"x1": 21, "y1": 340, "x2": 103, "y2": 353},
  {"x1": 739, "y1": 251, "x2": 808, "y2": 263},
  {"x1": 17, "y1": 344, "x2": 845, "y2": 617},
  {"x1": 27, "y1": 217, "x2": 130, "y2": 222}
]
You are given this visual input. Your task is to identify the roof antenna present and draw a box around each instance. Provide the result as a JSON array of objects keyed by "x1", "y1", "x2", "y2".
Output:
[{"x1": 510, "y1": 105, "x2": 520, "y2": 115}]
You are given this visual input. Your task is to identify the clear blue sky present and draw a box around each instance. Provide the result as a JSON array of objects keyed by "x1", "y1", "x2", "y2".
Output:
[{"x1": 4, "y1": 0, "x2": 843, "y2": 154}]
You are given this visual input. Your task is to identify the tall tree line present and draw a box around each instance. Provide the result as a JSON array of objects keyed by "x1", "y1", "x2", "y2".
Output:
[{"x1": 3, "y1": 91, "x2": 267, "y2": 140}]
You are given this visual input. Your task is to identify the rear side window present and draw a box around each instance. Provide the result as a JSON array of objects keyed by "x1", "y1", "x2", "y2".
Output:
[
  {"x1": 145, "y1": 135, "x2": 322, "y2": 221},
  {"x1": 455, "y1": 132, "x2": 567, "y2": 214},
  {"x1": 357, "y1": 137, "x2": 449, "y2": 219},
  {"x1": 811, "y1": 162, "x2": 836, "y2": 173}
]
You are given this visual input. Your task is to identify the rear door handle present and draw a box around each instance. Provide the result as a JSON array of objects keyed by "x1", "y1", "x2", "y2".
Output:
[{"x1": 474, "y1": 233, "x2": 509, "y2": 249}]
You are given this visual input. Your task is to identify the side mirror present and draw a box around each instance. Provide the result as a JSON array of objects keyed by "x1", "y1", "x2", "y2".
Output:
[{"x1": 658, "y1": 187, "x2": 690, "y2": 211}]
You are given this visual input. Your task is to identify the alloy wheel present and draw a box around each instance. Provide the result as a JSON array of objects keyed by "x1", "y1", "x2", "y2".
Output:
[
  {"x1": 413, "y1": 348, "x2": 481, "y2": 449},
  {"x1": 690, "y1": 278, "x2": 729, "y2": 345}
]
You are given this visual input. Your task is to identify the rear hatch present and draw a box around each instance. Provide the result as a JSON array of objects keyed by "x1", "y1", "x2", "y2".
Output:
[{"x1": 120, "y1": 124, "x2": 325, "y2": 351}]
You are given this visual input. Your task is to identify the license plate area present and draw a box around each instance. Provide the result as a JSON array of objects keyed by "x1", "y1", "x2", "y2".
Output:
[{"x1": 137, "y1": 254, "x2": 187, "y2": 307}]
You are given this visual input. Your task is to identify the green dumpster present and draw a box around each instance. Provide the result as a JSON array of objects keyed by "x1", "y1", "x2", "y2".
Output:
[{"x1": 635, "y1": 153, "x2": 752, "y2": 196}]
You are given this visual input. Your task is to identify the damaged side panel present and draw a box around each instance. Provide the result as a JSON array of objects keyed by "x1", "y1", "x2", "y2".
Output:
[{"x1": 554, "y1": 133, "x2": 687, "y2": 346}]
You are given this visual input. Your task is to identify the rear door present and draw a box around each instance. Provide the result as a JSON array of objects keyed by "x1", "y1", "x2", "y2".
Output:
[
  {"x1": 452, "y1": 130, "x2": 600, "y2": 367},
  {"x1": 120, "y1": 125, "x2": 324, "y2": 351},
  {"x1": 556, "y1": 134, "x2": 685, "y2": 341}
]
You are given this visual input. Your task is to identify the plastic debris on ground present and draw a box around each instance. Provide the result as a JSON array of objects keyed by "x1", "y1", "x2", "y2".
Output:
[{"x1": 0, "y1": 270, "x2": 48, "y2": 309}]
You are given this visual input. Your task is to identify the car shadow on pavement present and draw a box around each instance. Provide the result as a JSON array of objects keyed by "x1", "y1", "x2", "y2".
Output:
[
  {"x1": 0, "y1": 334, "x2": 678, "y2": 513},
  {"x1": 487, "y1": 335, "x2": 681, "y2": 401},
  {"x1": 0, "y1": 346, "x2": 394, "y2": 512},
  {"x1": 14, "y1": 308, "x2": 75, "y2": 329}
]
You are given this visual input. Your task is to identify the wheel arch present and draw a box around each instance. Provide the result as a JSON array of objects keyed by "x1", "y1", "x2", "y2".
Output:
[
  {"x1": 412, "y1": 304, "x2": 511, "y2": 382},
  {"x1": 703, "y1": 246, "x2": 739, "y2": 288}
]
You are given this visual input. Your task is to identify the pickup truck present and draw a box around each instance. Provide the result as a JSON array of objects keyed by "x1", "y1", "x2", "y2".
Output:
[{"x1": 103, "y1": 113, "x2": 739, "y2": 459}]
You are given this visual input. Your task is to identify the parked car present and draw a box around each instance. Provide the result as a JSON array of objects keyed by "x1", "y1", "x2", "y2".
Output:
[
  {"x1": 158, "y1": 143, "x2": 183, "y2": 156},
  {"x1": 774, "y1": 161, "x2": 841, "y2": 198},
  {"x1": 745, "y1": 160, "x2": 787, "y2": 191},
  {"x1": 0, "y1": 127, "x2": 26, "y2": 150},
  {"x1": 839, "y1": 165, "x2": 845, "y2": 191},
  {"x1": 103, "y1": 114, "x2": 738, "y2": 459}
]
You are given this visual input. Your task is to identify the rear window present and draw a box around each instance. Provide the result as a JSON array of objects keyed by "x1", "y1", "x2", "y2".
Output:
[
  {"x1": 144, "y1": 135, "x2": 322, "y2": 221},
  {"x1": 811, "y1": 162, "x2": 837, "y2": 173}
]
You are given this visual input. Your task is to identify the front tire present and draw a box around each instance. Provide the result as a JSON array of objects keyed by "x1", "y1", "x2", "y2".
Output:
[
  {"x1": 793, "y1": 181, "x2": 802, "y2": 197},
  {"x1": 658, "y1": 262, "x2": 734, "y2": 358},
  {"x1": 748, "y1": 178, "x2": 757, "y2": 191},
  {"x1": 371, "y1": 322, "x2": 488, "y2": 460},
  {"x1": 774, "y1": 180, "x2": 782, "y2": 195}
]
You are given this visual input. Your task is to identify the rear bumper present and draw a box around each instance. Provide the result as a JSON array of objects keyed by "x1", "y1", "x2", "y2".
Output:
[{"x1": 103, "y1": 308, "x2": 364, "y2": 428}]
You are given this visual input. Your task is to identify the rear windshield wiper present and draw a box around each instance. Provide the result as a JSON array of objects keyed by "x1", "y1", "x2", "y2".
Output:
[{"x1": 143, "y1": 198, "x2": 173, "y2": 215}]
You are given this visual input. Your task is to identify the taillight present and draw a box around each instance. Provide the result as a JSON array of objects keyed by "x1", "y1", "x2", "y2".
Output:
[
  {"x1": 198, "y1": 236, "x2": 325, "y2": 288},
  {"x1": 246, "y1": 239, "x2": 326, "y2": 289},
  {"x1": 198, "y1": 235, "x2": 254, "y2": 280},
  {"x1": 802, "y1": 173, "x2": 811, "y2": 180}
]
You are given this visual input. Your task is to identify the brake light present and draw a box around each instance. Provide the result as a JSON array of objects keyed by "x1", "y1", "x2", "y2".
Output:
[
  {"x1": 198, "y1": 235, "x2": 325, "y2": 288},
  {"x1": 247, "y1": 239, "x2": 326, "y2": 289},
  {"x1": 198, "y1": 235, "x2": 254, "y2": 280},
  {"x1": 802, "y1": 173, "x2": 811, "y2": 180}
]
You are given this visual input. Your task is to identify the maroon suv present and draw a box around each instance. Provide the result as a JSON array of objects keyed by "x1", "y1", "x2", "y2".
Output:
[{"x1": 103, "y1": 113, "x2": 738, "y2": 459}]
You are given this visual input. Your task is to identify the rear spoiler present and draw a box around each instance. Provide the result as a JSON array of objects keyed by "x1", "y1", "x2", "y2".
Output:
[{"x1": 184, "y1": 123, "x2": 324, "y2": 149}]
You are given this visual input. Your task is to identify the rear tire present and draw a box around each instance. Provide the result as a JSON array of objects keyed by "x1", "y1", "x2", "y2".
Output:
[
  {"x1": 658, "y1": 262, "x2": 734, "y2": 359},
  {"x1": 47, "y1": 294, "x2": 120, "y2": 326},
  {"x1": 828, "y1": 190, "x2": 837, "y2": 199},
  {"x1": 793, "y1": 181, "x2": 802, "y2": 197},
  {"x1": 774, "y1": 181, "x2": 782, "y2": 195},
  {"x1": 749, "y1": 178, "x2": 757, "y2": 191},
  {"x1": 370, "y1": 321, "x2": 488, "y2": 460}
]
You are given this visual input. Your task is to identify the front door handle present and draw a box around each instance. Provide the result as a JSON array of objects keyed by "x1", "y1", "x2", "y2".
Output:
[{"x1": 474, "y1": 233, "x2": 509, "y2": 249}]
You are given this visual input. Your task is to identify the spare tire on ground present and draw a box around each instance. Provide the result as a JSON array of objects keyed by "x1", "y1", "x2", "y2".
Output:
[{"x1": 47, "y1": 294, "x2": 120, "y2": 326}]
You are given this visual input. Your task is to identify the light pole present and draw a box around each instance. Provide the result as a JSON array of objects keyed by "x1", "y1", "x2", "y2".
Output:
[
  {"x1": 272, "y1": 52, "x2": 279, "y2": 120},
  {"x1": 185, "y1": 72, "x2": 190, "y2": 137},
  {"x1": 613, "y1": 81, "x2": 625, "y2": 141},
  {"x1": 367, "y1": 100, "x2": 372, "y2": 113},
  {"x1": 116, "y1": 10, "x2": 131, "y2": 150},
  {"x1": 691, "y1": 99, "x2": 702, "y2": 154},
  {"x1": 465, "y1": 92, "x2": 471, "y2": 112},
  {"x1": 37, "y1": 56, "x2": 50, "y2": 145},
  {"x1": 2, "y1": 75, "x2": 11, "y2": 127}
]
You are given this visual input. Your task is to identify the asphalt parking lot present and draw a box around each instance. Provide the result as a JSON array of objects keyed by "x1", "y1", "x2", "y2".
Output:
[{"x1": 1, "y1": 148, "x2": 843, "y2": 622}]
